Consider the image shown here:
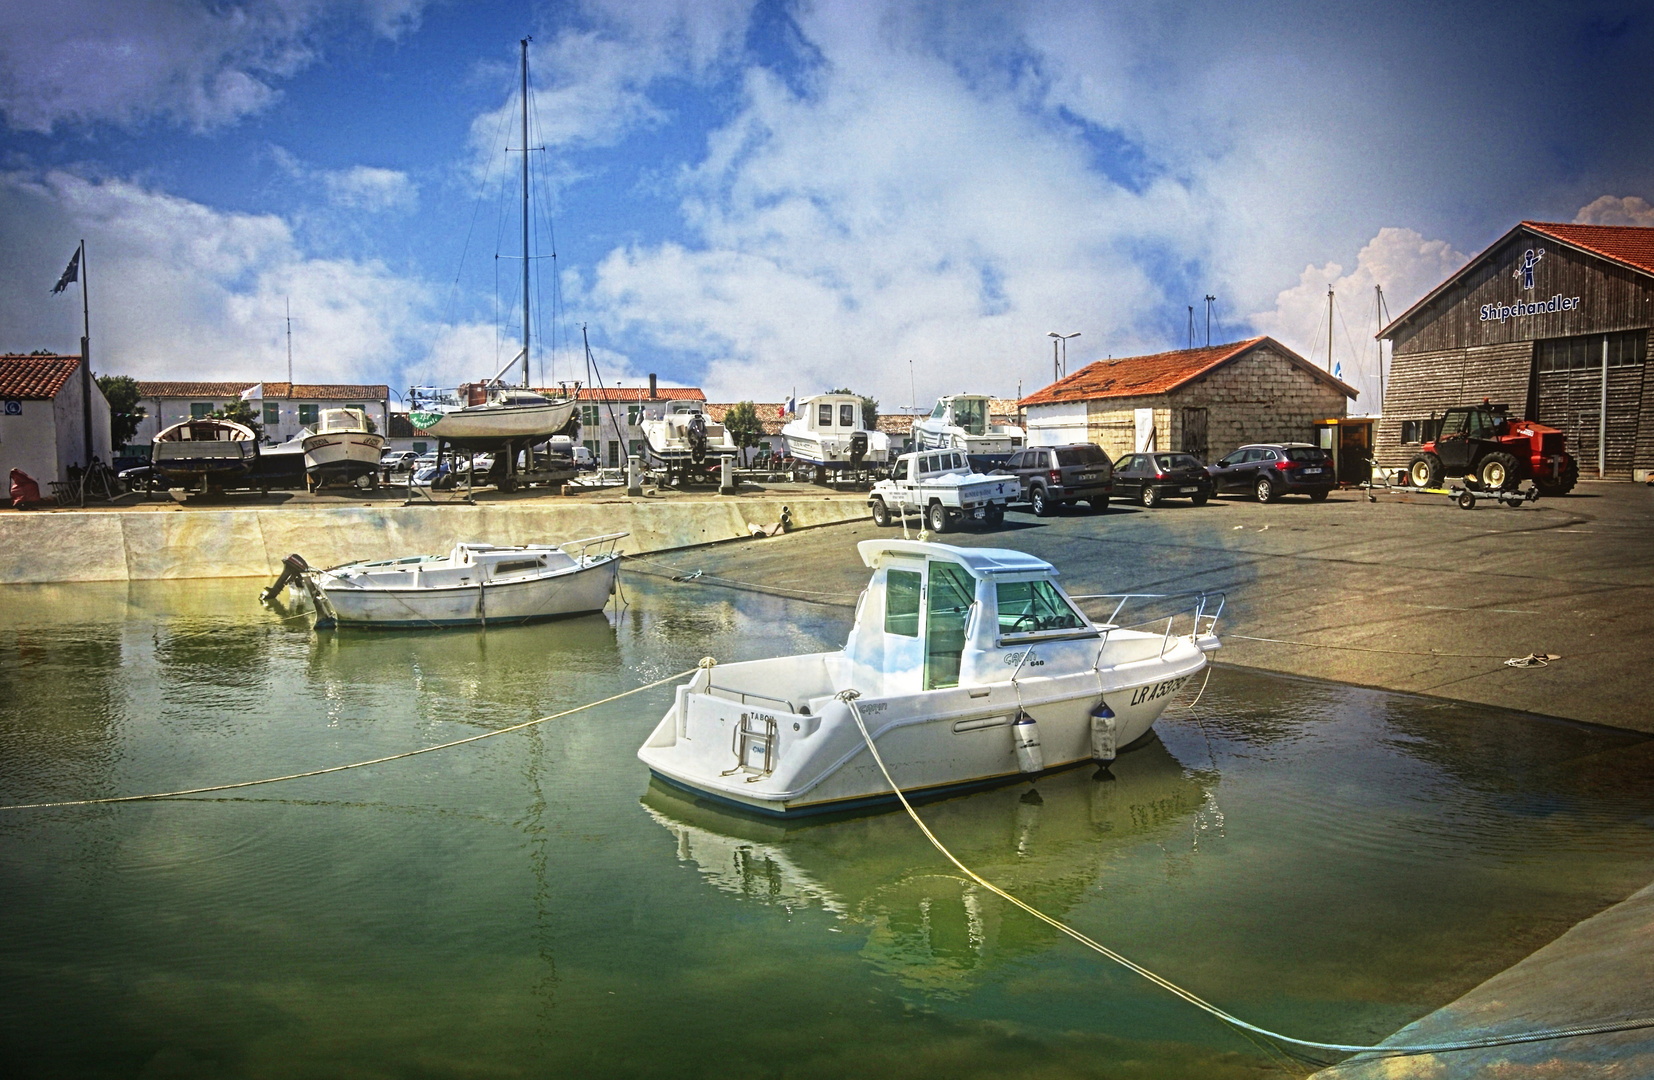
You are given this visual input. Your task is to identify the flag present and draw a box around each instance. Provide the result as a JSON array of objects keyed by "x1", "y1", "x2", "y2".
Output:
[
  {"x1": 51, "y1": 246, "x2": 80, "y2": 294},
  {"x1": 785, "y1": 396, "x2": 795, "y2": 416},
  {"x1": 240, "y1": 383, "x2": 263, "y2": 401},
  {"x1": 1334, "y1": 361, "x2": 1343, "y2": 379}
]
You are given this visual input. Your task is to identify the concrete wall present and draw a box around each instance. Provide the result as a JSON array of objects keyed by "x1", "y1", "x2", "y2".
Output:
[{"x1": 0, "y1": 496, "x2": 870, "y2": 584}]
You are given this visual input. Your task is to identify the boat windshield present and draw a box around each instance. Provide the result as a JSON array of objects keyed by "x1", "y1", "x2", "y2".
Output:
[
  {"x1": 952, "y1": 398, "x2": 987, "y2": 436},
  {"x1": 996, "y1": 580, "x2": 1085, "y2": 635},
  {"x1": 410, "y1": 387, "x2": 463, "y2": 410}
]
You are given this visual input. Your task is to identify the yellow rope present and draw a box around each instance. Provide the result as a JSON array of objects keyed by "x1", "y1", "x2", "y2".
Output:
[{"x1": 0, "y1": 668, "x2": 694, "y2": 812}]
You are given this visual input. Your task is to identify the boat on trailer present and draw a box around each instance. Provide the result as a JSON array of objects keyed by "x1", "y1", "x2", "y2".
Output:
[
  {"x1": 269, "y1": 533, "x2": 626, "y2": 628},
  {"x1": 302, "y1": 408, "x2": 385, "y2": 487},
  {"x1": 152, "y1": 418, "x2": 258, "y2": 492},
  {"x1": 638, "y1": 539, "x2": 1221, "y2": 817},
  {"x1": 781, "y1": 393, "x2": 891, "y2": 475}
]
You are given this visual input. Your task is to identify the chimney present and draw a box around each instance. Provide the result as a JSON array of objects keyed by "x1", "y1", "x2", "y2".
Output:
[{"x1": 649, "y1": 373, "x2": 658, "y2": 399}]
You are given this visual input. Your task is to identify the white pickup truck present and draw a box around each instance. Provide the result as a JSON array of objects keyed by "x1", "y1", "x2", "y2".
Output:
[{"x1": 868, "y1": 450, "x2": 1021, "y2": 532}]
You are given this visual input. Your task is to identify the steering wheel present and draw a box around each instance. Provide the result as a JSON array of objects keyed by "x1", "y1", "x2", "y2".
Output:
[{"x1": 1012, "y1": 612, "x2": 1039, "y2": 630}]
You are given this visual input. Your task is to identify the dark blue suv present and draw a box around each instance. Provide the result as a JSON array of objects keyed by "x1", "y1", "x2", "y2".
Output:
[{"x1": 1209, "y1": 443, "x2": 1334, "y2": 502}]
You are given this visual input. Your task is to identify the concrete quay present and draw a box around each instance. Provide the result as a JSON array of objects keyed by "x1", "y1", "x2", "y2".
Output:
[{"x1": 0, "y1": 486, "x2": 871, "y2": 583}]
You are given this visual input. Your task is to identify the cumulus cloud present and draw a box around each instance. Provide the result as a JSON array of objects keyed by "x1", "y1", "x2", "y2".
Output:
[
  {"x1": 273, "y1": 148, "x2": 419, "y2": 213},
  {"x1": 0, "y1": 0, "x2": 429, "y2": 133},
  {"x1": 1575, "y1": 195, "x2": 1654, "y2": 227},
  {"x1": 0, "y1": 170, "x2": 436, "y2": 388},
  {"x1": 1251, "y1": 228, "x2": 1468, "y2": 409}
]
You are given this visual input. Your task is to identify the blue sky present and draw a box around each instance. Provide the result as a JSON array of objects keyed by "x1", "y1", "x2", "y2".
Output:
[{"x1": 2, "y1": 0, "x2": 1652, "y2": 412}]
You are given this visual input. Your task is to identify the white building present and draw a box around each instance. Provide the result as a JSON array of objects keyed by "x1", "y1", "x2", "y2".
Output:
[
  {"x1": 132, "y1": 381, "x2": 390, "y2": 451},
  {"x1": 0, "y1": 354, "x2": 113, "y2": 495}
]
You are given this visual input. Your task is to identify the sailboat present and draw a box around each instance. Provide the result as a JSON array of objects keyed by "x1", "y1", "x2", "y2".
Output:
[{"x1": 410, "y1": 38, "x2": 579, "y2": 452}]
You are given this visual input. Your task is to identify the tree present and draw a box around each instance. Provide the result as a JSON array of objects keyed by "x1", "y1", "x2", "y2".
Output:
[
  {"x1": 829, "y1": 388, "x2": 878, "y2": 430},
  {"x1": 211, "y1": 399, "x2": 264, "y2": 441},
  {"x1": 95, "y1": 374, "x2": 147, "y2": 449},
  {"x1": 722, "y1": 401, "x2": 764, "y2": 464}
]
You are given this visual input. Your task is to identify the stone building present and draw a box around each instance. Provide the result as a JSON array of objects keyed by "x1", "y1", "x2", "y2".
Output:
[
  {"x1": 0, "y1": 354, "x2": 113, "y2": 494},
  {"x1": 1018, "y1": 337, "x2": 1355, "y2": 461},
  {"x1": 1377, "y1": 220, "x2": 1654, "y2": 479}
]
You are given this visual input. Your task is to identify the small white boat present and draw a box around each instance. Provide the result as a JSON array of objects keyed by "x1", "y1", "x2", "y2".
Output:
[
  {"x1": 279, "y1": 533, "x2": 626, "y2": 628},
  {"x1": 641, "y1": 402, "x2": 737, "y2": 467},
  {"x1": 782, "y1": 393, "x2": 891, "y2": 473},
  {"x1": 303, "y1": 408, "x2": 385, "y2": 486},
  {"x1": 913, "y1": 394, "x2": 1024, "y2": 467},
  {"x1": 408, "y1": 384, "x2": 578, "y2": 449},
  {"x1": 152, "y1": 417, "x2": 258, "y2": 491},
  {"x1": 638, "y1": 539, "x2": 1221, "y2": 816}
]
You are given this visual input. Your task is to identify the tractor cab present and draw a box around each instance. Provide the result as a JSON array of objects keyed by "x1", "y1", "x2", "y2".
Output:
[{"x1": 1428, "y1": 403, "x2": 1508, "y2": 473}]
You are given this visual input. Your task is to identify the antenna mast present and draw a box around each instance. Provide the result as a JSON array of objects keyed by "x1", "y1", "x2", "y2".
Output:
[
  {"x1": 1326, "y1": 286, "x2": 1334, "y2": 373},
  {"x1": 520, "y1": 37, "x2": 531, "y2": 389},
  {"x1": 286, "y1": 298, "x2": 293, "y2": 387}
]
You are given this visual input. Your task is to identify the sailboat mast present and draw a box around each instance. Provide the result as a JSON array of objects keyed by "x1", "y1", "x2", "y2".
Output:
[
  {"x1": 520, "y1": 37, "x2": 531, "y2": 389},
  {"x1": 1326, "y1": 286, "x2": 1334, "y2": 373}
]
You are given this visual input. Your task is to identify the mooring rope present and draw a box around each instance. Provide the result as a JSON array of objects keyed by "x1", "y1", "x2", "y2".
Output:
[
  {"x1": 836, "y1": 688, "x2": 1654, "y2": 1059},
  {"x1": 1228, "y1": 633, "x2": 1533, "y2": 661},
  {"x1": 0, "y1": 668, "x2": 695, "y2": 812}
]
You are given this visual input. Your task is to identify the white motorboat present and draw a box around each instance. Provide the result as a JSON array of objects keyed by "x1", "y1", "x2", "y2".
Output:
[
  {"x1": 638, "y1": 539, "x2": 1222, "y2": 817},
  {"x1": 302, "y1": 408, "x2": 385, "y2": 486},
  {"x1": 408, "y1": 384, "x2": 578, "y2": 449},
  {"x1": 782, "y1": 393, "x2": 891, "y2": 473},
  {"x1": 275, "y1": 533, "x2": 626, "y2": 628},
  {"x1": 152, "y1": 418, "x2": 258, "y2": 491},
  {"x1": 641, "y1": 401, "x2": 737, "y2": 466},
  {"x1": 913, "y1": 394, "x2": 1024, "y2": 467}
]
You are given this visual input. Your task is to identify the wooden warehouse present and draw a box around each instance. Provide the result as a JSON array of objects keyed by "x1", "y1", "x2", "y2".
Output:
[
  {"x1": 1018, "y1": 337, "x2": 1355, "y2": 461},
  {"x1": 1378, "y1": 221, "x2": 1654, "y2": 479}
]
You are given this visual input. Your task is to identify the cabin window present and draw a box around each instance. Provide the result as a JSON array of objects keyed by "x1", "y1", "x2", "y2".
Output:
[
  {"x1": 263, "y1": 402, "x2": 280, "y2": 426},
  {"x1": 493, "y1": 559, "x2": 542, "y2": 575},
  {"x1": 930, "y1": 400, "x2": 945, "y2": 419},
  {"x1": 190, "y1": 402, "x2": 212, "y2": 419},
  {"x1": 885, "y1": 569, "x2": 922, "y2": 637},
  {"x1": 299, "y1": 404, "x2": 319, "y2": 426},
  {"x1": 839, "y1": 403, "x2": 856, "y2": 428},
  {"x1": 924, "y1": 562, "x2": 975, "y2": 690},
  {"x1": 997, "y1": 580, "x2": 1085, "y2": 635},
  {"x1": 953, "y1": 398, "x2": 987, "y2": 436},
  {"x1": 950, "y1": 452, "x2": 964, "y2": 470},
  {"x1": 892, "y1": 458, "x2": 909, "y2": 481},
  {"x1": 818, "y1": 403, "x2": 833, "y2": 427}
]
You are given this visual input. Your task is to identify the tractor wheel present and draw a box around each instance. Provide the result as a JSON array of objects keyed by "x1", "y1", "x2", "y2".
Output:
[
  {"x1": 1477, "y1": 451, "x2": 1519, "y2": 491},
  {"x1": 1535, "y1": 457, "x2": 1579, "y2": 497},
  {"x1": 1407, "y1": 454, "x2": 1442, "y2": 489},
  {"x1": 927, "y1": 501, "x2": 951, "y2": 533},
  {"x1": 1031, "y1": 487, "x2": 1052, "y2": 516},
  {"x1": 870, "y1": 497, "x2": 891, "y2": 526},
  {"x1": 1254, "y1": 477, "x2": 1277, "y2": 504}
]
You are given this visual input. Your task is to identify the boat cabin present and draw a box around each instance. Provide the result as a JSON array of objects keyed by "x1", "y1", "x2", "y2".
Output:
[
  {"x1": 798, "y1": 394, "x2": 867, "y2": 433},
  {"x1": 313, "y1": 408, "x2": 372, "y2": 435},
  {"x1": 928, "y1": 395, "x2": 991, "y2": 436},
  {"x1": 842, "y1": 540, "x2": 1100, "y2": 697}
]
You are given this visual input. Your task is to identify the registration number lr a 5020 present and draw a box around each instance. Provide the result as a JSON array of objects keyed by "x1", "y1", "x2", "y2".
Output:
[{"x1": 1128, "y1": 675, "x2": 1189, "y2": 706}]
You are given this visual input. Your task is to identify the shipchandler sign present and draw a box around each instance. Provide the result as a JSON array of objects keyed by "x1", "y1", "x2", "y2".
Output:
[{"x1": 1479, "y1": 294, "x2": 1580, "y2": 322}]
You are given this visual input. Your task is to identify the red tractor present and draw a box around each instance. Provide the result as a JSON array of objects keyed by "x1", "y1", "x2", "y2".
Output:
[{"x1": 1407, "y1": 402, "x2": 1578, "y2": 495}]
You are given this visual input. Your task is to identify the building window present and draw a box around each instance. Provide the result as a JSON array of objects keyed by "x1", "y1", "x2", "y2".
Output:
[
  {"x1": 1536, "y1": 331, "x2": 1646, "y2": 372},
  {"x1": 263, "y1": 402, "x2": 280, "y2": 426},
  {"x1": 627, "y1": 405, "x2": 644, "y2": 426},
  {"x1": 1401, "y1": 420, "x2": 1422, "y2": 444},
  {"x1": 346, "y1": 403, "x2": 364, "y2": 413},
  {"x1": 581, "y1": 404, "x2": 602, "y2": 428},
  {"x1": 607, "y1": 440, "x2": 621, "y2": 467},
  {"x1": 298, "y1": 404, "x2": 319, "y2": 425},
  {"x1": 190, "y1": 402, "x2": 212, "y2": 419}
]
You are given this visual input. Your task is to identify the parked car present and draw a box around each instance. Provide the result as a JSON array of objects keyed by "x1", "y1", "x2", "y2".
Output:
[
  {"x1": 1001, "y1": 444, "x2": 1113, "y2": 515},
  {"x1": 1111, "y1": 452, "x2": 1214, "y2": 507},
  {"x1": 1209, "y1": 443, "x2": 1334, "y2": 503},
  {"x1": 117, "y1": 463, "x2": 170, "y2": 492},
  {"x1": 380, "y1": 449, "x2": 420, "y2": 473}
]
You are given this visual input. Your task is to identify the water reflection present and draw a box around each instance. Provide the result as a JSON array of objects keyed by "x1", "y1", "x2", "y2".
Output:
[{"x1": 643, "y1": 735, "x2": 1215, "y2": 996}]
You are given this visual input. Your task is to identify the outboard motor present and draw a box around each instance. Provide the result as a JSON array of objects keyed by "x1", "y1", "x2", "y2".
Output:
[
  {"x1": 260, "y1": 553, "x2": 311, "y2": 605},
  {"x1": 1012, "y1": 711, "x2": 1044, "y2": 774},
  {"x1": 849, "y1": 430, "x2": 869, "y2": 469},
  {"x1": 687, "y1": 411, "x2": 708, "y2": 464}
]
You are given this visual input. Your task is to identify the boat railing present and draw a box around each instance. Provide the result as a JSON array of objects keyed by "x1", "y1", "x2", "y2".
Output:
[
  {"x1": 1070, "y1": 591, "x2": 1226, "y2": 659},
  {"x1": 704, "y1": 685, "x2": 798, "y2": 716},
  {"x1": 557, "y1": 532, "x2": 629, "y2": 562}
]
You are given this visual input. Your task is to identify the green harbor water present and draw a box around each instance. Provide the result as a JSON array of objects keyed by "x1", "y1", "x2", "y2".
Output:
[{"x1": 2, "y1": 575, "x2": 1652, "y2": 1079}]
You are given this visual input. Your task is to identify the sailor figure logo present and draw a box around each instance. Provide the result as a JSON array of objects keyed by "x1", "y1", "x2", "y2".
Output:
[{"x1": 1513, "y1": 247, "x2": 1545, "y2": 291}]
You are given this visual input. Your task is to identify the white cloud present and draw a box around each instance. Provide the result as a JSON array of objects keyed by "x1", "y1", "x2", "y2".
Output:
[
  {"x1": 0, "y1": 0, "x2": 430, "y2": 133},
  {"x1": 1250, "y1": 228, "x2": 1468, "y2": 411},
  {"x1": 0, "y1": 170, "x2": 436, "y2": 388},
  {"x1": 1575, "y1": 195, "x2": 1654, "y2": 228}
]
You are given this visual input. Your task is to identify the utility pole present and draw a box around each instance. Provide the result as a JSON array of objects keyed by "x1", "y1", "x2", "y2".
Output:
[
  {"x1": 1187, "y1": 306, "x2": 1194, "y2": 349},
  {"x1": 1048, "y1": 331, "x2": 1079, "y2": 379},
  {"x1": 1374, "y1": 284, "x2": 1385, "y2": 414},
  {"x1": 1204, "y1": 295, "x2": 1216, "y2": 347},
  {"x1": 285, "y1": 298, "x2": 293, "y2": 388}
]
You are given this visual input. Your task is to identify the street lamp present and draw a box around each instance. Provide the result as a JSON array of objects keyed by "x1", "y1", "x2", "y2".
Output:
[{"x1": 1047, "y1": 331, "x2": 1081, "y2": 380}]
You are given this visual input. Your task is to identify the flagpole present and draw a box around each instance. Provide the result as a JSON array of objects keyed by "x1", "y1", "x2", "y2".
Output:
[{"x1": 79, "y1": 239, "x2": 93, "y2": 468}]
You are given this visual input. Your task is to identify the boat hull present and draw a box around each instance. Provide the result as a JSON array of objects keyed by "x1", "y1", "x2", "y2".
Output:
[
  {"x1": 638, "y1": 638, "x2": 1208, "y2": 817},
  {"x1": 317, "y1": 555, "x2": 618, "y2": 627},
  {"x1": 412, "y1": 401, "x2": 577, "y2": 447},
  {"x1": 152, "y1": 443, "x2": 255, "y2": 485},
  {"x1": 303, "y1": 431, "x2": 386, "y2": 481},
  {"x1": 781, "y1": 431, "x2": 888, "y2": 470}
]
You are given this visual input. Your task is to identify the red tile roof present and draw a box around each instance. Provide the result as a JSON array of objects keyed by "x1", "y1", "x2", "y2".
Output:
[
  {"x1": 0, "y1": 354, "x2": 82, "y2": 399},
  {"x1": 562, "y1": 386, "x2": 705, "y2": 402},
  {"x1": 137, "y1": 380, "x2": 388, "y2": 400},
  {"x1": 1018, "y1": 337, "x2": 1353, "y2": 406},
  {"x1": 1524, "y1": 221, "x2": 1654, "y2": 277}
]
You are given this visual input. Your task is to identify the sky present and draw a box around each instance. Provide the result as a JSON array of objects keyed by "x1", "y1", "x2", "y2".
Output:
[{"x1": 2, "y1": 0, "x2": 1652, "y2": 414}]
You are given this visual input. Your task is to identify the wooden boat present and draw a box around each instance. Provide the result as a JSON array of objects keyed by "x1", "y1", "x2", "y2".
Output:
[{"x1": 152, "y1": 418, "x2": 257, "y2": 491}]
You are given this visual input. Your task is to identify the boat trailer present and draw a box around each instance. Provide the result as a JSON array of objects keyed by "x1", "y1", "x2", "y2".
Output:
[{"x1": 1362, "y1": 473, "x2": 1540, "y2": 510}]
